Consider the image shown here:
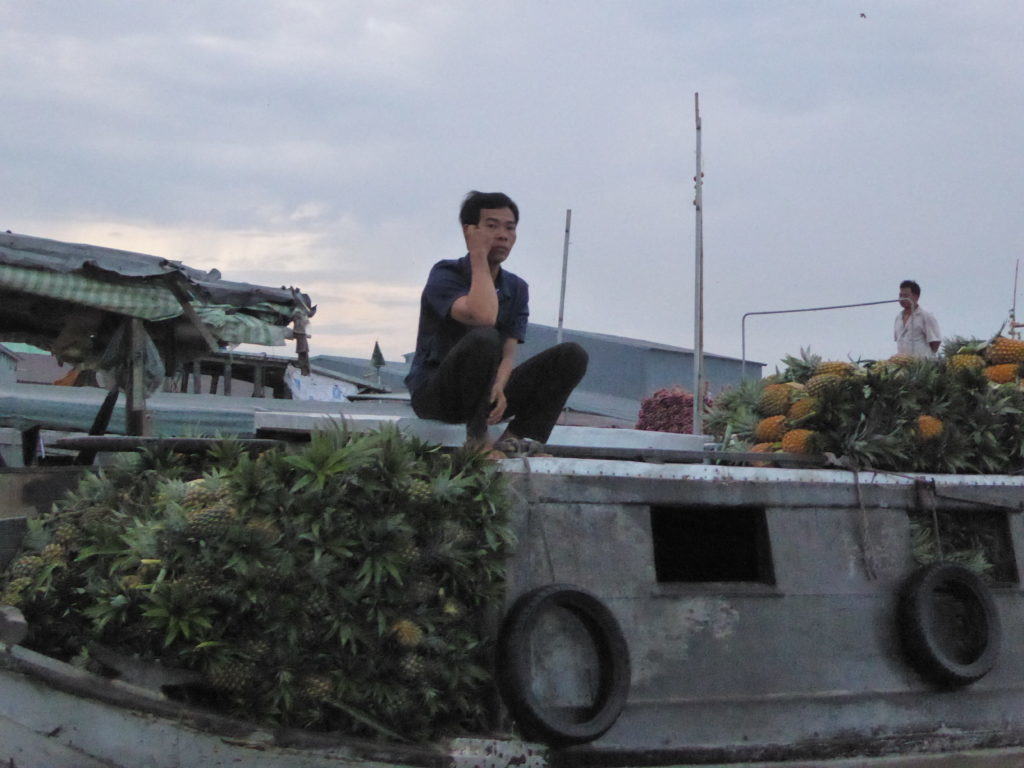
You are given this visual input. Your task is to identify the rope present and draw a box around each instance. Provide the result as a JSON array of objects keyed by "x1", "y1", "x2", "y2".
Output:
[{"x1": 850, "y1": 465, "x2": 879, "y2": 580}]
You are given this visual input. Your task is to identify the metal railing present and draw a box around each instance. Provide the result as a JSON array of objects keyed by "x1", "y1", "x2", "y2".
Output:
[{"x1": 741, "y1": 299, "x2": 900, "y2": 378}]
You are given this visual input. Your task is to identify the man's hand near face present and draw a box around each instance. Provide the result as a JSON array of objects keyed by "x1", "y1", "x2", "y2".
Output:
[{"x1": 464, "y1": 224, "x2": 495, "y2": 264}]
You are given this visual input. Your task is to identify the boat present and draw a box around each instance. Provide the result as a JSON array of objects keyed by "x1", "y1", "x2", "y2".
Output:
[{"x1": 4, "y1": 233, "x2": 1024, "y2": 766}]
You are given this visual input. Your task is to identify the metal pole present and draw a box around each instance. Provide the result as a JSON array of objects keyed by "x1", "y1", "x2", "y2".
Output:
[
  {"x1": 557, "y1": 209, "x2": 572, "y2": 345},
  {"x1": 740, "y1": 299, "x2": 900, "y2": 378},
  {"x1": 692, "y1": 93, "x2": 705, "y2": 435}
]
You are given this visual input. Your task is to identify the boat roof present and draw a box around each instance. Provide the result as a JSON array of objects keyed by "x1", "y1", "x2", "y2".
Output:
[{"x1": 0, "y1": 232, "x2": 308, "y2": 311}]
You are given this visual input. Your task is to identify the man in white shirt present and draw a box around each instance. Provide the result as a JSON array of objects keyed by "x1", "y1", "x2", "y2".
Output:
[{"x1": 894, "y1": 280, "x2": 941, "y2": 358}]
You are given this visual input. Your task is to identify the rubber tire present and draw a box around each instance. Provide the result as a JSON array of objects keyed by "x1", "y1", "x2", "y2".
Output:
[
  {"x1": 897, "y1": 562, "x2": 1001, "y2": 688},
  {"x1": 496, "y1": 584, "x2": 631, "y2": 746}
]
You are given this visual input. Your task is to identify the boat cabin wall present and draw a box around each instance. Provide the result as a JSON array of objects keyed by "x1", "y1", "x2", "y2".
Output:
[{"x1": 500, "y1": 461, "x2": 1024, "y2": 759}]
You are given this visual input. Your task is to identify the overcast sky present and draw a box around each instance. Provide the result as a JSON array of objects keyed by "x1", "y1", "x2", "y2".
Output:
[{"x1": 3, "y1": 1, "x2": 1023, "y2": 379}]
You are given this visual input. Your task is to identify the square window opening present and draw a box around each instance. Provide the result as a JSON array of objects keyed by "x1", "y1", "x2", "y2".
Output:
[
  {"x1": 650, "y1": 505, "x2": 774, "y2": 584},
  {"x1": 908, "y1": 508, "x2": 1018, "y2": 585}
]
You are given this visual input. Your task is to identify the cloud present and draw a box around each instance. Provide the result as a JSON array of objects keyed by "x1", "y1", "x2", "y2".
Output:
[{"x1": 3, "y1": 1, "x2": 1024, "y2": 374}]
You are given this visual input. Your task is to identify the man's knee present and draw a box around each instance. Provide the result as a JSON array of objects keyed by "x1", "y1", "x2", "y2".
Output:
[
  {"x1": 556, "y1": 342, "x2": 589, "y2": 376},
  {"x1": 464, "y1": 326, "x2": 502, "y2": 351}
]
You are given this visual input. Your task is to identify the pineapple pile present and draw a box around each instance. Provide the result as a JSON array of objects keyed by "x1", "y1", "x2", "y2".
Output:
[
  {"x1": 707, "y1": 334, "x2": 1024, "y2": 473},
  {"x1": 0, "y1": 428, "x2": 514, "y2": 742}
]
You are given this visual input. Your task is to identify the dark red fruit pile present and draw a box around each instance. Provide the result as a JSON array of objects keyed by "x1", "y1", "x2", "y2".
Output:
[{"x1": 636, "y1": 387, "x2": 711, "y2": 434}]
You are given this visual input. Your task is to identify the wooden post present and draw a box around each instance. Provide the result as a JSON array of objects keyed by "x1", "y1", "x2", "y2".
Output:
[
  {"x1": 191, "y1": 361, "x2": 201, "y2": 394},
  {"x1": 252, "y1": 365, "x2": 265, "y2": 398},
  {"x1": 125, "y1": 319, "x2": 150, "y2": 436},
  {"x1": 224, "y1": 359, "x2": 232, "y2": 396}
]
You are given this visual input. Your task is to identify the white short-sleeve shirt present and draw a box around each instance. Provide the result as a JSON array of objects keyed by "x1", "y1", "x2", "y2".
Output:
[{"x1": 894, "y1": 306, "x2": 941, "y2": 358}]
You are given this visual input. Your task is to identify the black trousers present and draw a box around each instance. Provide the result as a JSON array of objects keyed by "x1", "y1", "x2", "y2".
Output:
[{"x1": 410, "y1": 327, "x2": 589, "y2": 442}]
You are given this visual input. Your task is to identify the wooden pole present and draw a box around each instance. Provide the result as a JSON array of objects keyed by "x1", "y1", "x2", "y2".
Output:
[{"x1": 125, "y1": 319, "x2": 150, "y2": 436}]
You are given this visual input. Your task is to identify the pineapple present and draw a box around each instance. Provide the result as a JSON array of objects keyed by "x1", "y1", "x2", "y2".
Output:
[
  {"x1": 439, "y1": 520, "x2": 471, "y2": 547},
  {"x1": 383, "y1": 687, "x2": 414, "y2": 717},
  {"x1": 306, "y1": 590, "x2": 332, "y2": 615},
  {"x1": 40, "y1": 542, "x2": 68, "y2": 564},
  {"x1": 184, "y1": 505, "x2": 236, "y2": 539},
  {"x1": 753, "y1": 415, "x2": 787, "y2": 443},
  {"x1": 1, "y1": 576, "x2": 32, "y2": 606},
  {"x1": 441, "y1": 599, "x2": 463, "y2": 618},
  {"x1": 948, "y1": 354, "x2": 986, "y2": 372},
  {"x1": 206, "y1": 659, "x2": 256, "y2": 693},
  {"x1": 399, "y1": 653, "x2": 425, "y2": 680},
  {"x1": 887, "y1": 354, "x2": 916, "y2": 367},
  {"x1": 183, "y1": 477, "x2": 231, "y2": 509},
  {"x1": 406, "y1": 479, "x2": 433, "y2": 505},
  {"x1": 787, "y1": 397, "x2": 818, "y2": 421},
  {"x1": 119, "y1": 573, "x2": 143, "y2": 591},
  {"x1": 179, "y1": 571, "x2": 216, "y2": 595},
  {"x1": 8, "y1": 554, "x2": 43, "y2": 580},
  {"x1": 52, "y1": 522, "x2": 80, "y2": 547},
  {"x1": 986, "y1": 336, "x2": 1024, "y2": 364},
  {"x1": 756, "y1": 384, "x2": 792, "y2": 417},
  {"x1": 242, "y1": 638, "x2": 271, "y2": 661},
  {"x1": 781, "y1": 429, "x2": 819, "y2": 454},
  {"x1": 395, "y1": 540, "x2": 422, "y2": 568},
  {"x1": 916, "y1": 415, "x2": 944, "y2": 441},
  {"x1": 806, "y1": 373, "x2": 841, "y2": 398},
  {"x1": 408, "y1": 579, "x2": 438, "y2": 605},
  {"x1": 245, "y1": 518, "x2": 281, "y2": 546},
  {"x1": 780, "y1": 348, "x2": 821, "y2": 383},
  {"x1": 984, "y1": 364, "x2": 1019, "y2": 384},
  {"x1": 749, "y1": 442, "x2": 775, "y2": 468},
  {"x1": 301, "y1": 674, "x2": 334, "y2": 701},
  {"x1": 391, "y1": 619, "x2": 424, "y2": 648},
  {"x1": 815, "y1": 361, "x2": 855, "y2": 377}
]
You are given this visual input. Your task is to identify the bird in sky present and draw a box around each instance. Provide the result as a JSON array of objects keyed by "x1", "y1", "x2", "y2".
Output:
[{"x1": 860, "y1": 12, "x2": 867, "y2": 18}]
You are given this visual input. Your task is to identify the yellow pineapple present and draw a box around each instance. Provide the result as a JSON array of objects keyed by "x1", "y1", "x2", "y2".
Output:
[
  {"x1": 916, "y1": 415, "x2": 944, "y2": 441},
  {"x1": 781, "y1": 429, "x2": 819, "y2": 454},
  {"x1": 756, "y1": 384, "x2": 792, "y2": 417},
  {"x1": 749, "y1": 442, "x2": 776, "y2": 468},
  {"x1": 753, "y1": 415, "x2": 787, "y2": 443},
  {"x1": 815, "y1": 361, "x2": 855, "y2": 377},
  {"x1": 806, "y1": 373, "x2": 841, "y2": 397},
  {"x1": 787, "y1": 397, "x2": 819, "y2": 421},
  {"x1": 887, "y1": 354, "x2": 916, "y2": 367},
  {"x1": 986, "y1": 336, "x2": 1024, "y2": 364},
  {"x1": 391, "y1": 619, "x2": 424, "y2": 648},
  {"x1": 948, "y1": 354, "x2": 986, "y2": 372},
  {"x1": 984, "y1": 364, "x2": 1019, "y2": 384}
]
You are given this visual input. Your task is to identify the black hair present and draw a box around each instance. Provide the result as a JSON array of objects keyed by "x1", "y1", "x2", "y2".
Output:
[
  {"x1": 459, "y1": 191, "x2": 519, "y2": 227},
  {"x1": 900, "y1": 279, "x2": 921, "y2": 297}
]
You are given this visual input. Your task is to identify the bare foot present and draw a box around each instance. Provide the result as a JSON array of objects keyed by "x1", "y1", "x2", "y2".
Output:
[{"x1": 484, "y1": 449, "x2": 508, "y2": 460}]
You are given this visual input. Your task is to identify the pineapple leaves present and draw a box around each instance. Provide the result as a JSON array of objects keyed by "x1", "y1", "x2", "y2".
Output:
[{"x1": 4, "y1": 427, "x2": 513, "y2": 743}]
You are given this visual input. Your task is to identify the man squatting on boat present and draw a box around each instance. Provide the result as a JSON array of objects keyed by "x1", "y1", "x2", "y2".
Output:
[
  {"x1": 404, "y1": 191, "x2": 588, "y2": 456},
  {"x1": 895, "y1": 279, "x2": 941, "y2": 358}
]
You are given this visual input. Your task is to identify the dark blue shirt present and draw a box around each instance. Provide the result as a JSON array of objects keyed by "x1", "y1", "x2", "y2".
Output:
[{"x1": 405, "y1": 255, "x2": 529, "y2": 395}]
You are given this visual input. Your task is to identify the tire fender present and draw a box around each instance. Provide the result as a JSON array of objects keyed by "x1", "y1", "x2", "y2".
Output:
[
  {"x1": 495, "y1": 584, "x2": 631, "y2": 746},
  {"x1": 897, "y1": 561, "x2": 1001, "y2": 688}
]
